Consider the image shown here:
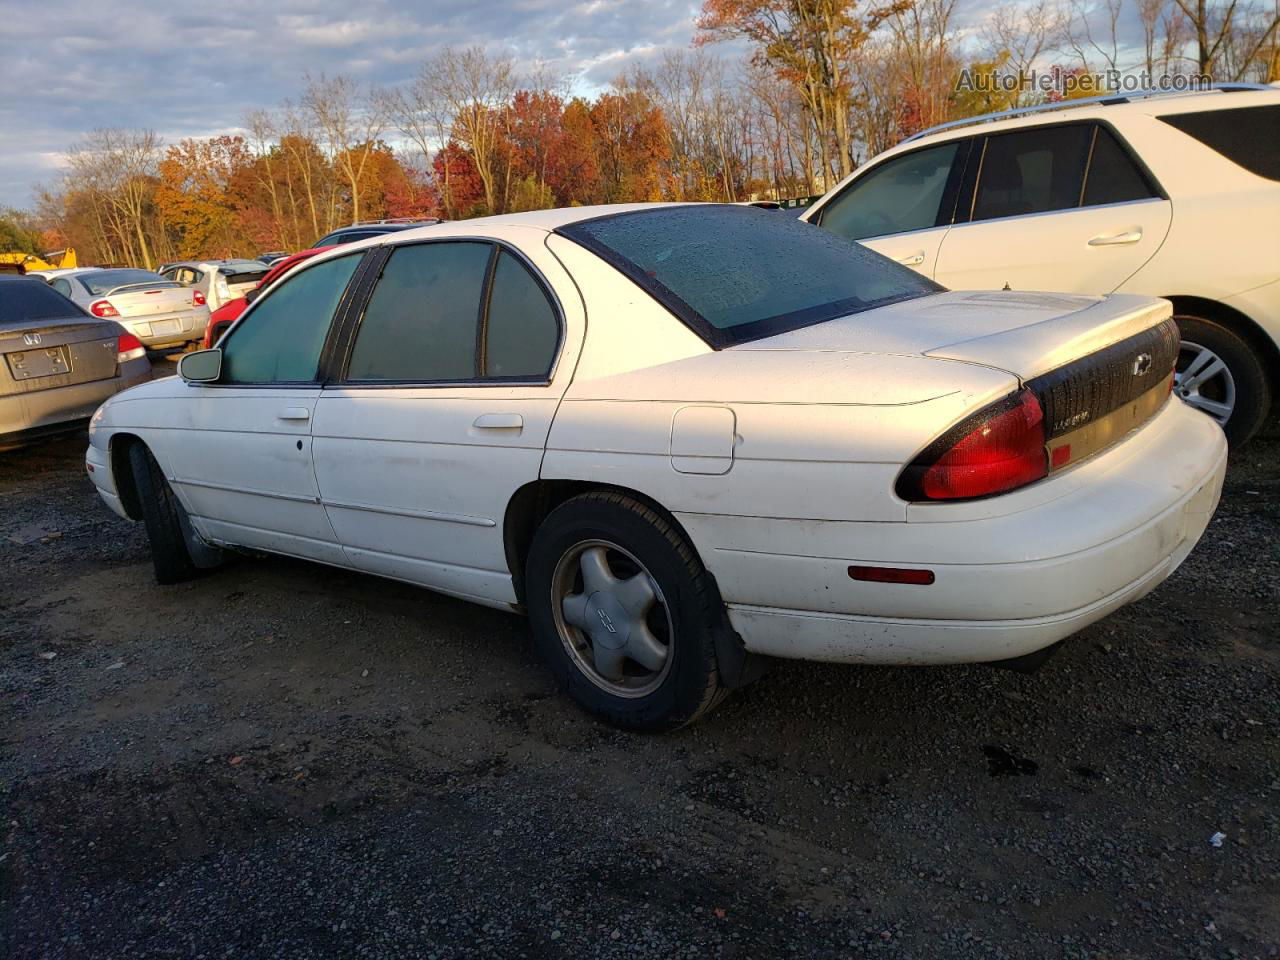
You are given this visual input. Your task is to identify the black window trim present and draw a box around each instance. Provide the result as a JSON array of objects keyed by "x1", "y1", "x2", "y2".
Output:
[
  {"x1": 194, "y1": 249, "x2": 374, "y2": 390},
  {"x1": 327, "y1": 236, "x2": 567, "y2": 389},
  {"x1": 810, "y1": 138, "x2": 974, "y2": 236},
  {"x1": 556, "y1": 204, "x2": 942, "y2": 351},
  {"x1": 955, "y1": 118, "x2": 1167, "y2": 225}
]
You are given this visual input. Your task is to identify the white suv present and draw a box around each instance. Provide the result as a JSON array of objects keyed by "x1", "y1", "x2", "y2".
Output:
[{"x1": 803, "y1": 85, "x2": 1280, "y2": 443}]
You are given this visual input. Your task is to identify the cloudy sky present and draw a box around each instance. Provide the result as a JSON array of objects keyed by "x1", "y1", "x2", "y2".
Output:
[{"x1": 0, "y1": 0, "x2": 714, "y2": 207}]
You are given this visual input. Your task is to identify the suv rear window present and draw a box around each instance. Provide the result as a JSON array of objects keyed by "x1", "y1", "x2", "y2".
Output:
[
  {"x1": 558, "y1": 205, "x2": 941, "y2": 348},
  {"x1": 1159, "y1": 105, "x2": 1280, "y2": 181}
]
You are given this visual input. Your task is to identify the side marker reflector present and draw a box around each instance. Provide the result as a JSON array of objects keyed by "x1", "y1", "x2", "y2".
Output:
[{"x1": 848, "y1": 565, "x2": 936, "y2": 586}]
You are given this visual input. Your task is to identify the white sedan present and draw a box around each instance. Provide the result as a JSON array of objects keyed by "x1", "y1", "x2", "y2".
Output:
[{"x1": 85, "y1": 204, "x2": 1227, "y2": 729}]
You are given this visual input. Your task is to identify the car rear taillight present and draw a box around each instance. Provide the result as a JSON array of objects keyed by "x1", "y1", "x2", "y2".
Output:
[
  {"x1": 897, "y1": 389, "x2": 1047, "y2": 501},
  {"x1": 192, "y1": 290, "x2": 206, "y2": 307},
  {"x1": 116, "y1": 333, "x2": 146, "y2": 363},
  {"x1": 90, "y1": 299, "x2": 120, "y2": 318}
]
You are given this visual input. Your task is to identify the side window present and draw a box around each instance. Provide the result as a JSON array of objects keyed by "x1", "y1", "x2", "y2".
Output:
[
  {"x1": 347, "y1": 242, "x2": 490, "y2": 381},
  {"x1": 971, "y1": 125, "x2": 1092, "y2": 222},
  {"x1": 1159, "y1": 105, "x2": 1280, "y2": 182},
  {"x1": 1083, "y1": 126, "x2": 1158, "y2": 206},
  {"x1": 52, "y1": 278, "x2": 72, "y2": 297},
  {"x1": 484, "y1": 251, "x2": 559, "y2": 379},
  {"x1": 818, "y1": 142, "x2": 960, "y2": 241},
  {"x1": 220, "y1": 253, "x2": 361, "y2": 384}
]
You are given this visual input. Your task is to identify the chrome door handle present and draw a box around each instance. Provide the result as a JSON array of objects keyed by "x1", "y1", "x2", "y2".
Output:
[
  {"x1": 892, "y1": 251, "x2": 926, "y2": 266},
  {"x1": 1088, "y1": 230, "x2": 1143, "y2": 246},
  {"x1": 277, "y1": 407, "x2": 310, "y2": 421},
  {"x1": 473, "y1": 413, "x2": 523, "y2": 429}
]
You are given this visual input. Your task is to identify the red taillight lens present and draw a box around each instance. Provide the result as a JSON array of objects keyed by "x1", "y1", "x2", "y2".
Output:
[
  {"x1": 116, "y1": 333, "x2": 146, "y2": 363},
  {"x1": 90, "y1": 299, "x2": 120, "y2": 318},
  {"x1": 192, "y1": 290, "x2": 206, "y2": 307},
  {"x1": 898, "y1": 389, "x2": 1047, "y2": 501}
]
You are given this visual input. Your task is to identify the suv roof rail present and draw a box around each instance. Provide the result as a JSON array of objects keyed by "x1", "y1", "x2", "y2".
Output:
[{"x1": 900, "y1": 82, "x2": 1273, "y2": 144}]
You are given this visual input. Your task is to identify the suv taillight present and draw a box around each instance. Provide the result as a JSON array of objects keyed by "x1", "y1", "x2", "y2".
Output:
[
  {"x1": 897, "y1": 389, "x2": 1047, "y2": 501},
  {"x1": 192, "y1": 289, "x2": 206, "y2": 307},
  {"x1": 90, "y1": 299, "x2": 120, "y2": 318},
  {"x1": 116, "y1": 333, "x2": 146, "y2": 363}
]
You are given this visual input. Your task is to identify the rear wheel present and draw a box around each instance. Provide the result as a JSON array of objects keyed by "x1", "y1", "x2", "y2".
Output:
[
  {"x1": 128, "y1": 442, "x2": 220, "y2": 584},
  {"x1": 1173, "y1": 314, "x2": 1270, "y2": 445},
  {"x1": 525, "y1": 493, "x2": 728, "y2": 731}
]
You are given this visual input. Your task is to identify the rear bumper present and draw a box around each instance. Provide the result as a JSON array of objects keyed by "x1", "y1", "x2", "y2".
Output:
[
  {"x1": 680, "y1": 400, "x2": 1227, "y2": 665},
  {"x1": 1, "y1": 359, "x2": 151, "y2": 449},
  {"x1": 118, "y1": 307, "x2": 210, "y2": 347}
]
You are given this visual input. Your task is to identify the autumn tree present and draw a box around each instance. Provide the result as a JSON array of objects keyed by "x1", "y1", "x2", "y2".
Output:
[
  {"x1": 698, "y1": 0, "x2": 901, "y2": 188},
  {"x1": 156, "y1": 136, "x2": 254, "y2": 258},
  {"x1": 303, "y1": 73, "x2": 390, "y2": 225}
]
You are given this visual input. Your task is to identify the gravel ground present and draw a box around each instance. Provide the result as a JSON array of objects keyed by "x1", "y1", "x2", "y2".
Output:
[{"x1": 1, "y1": 413, "x2": 1276, "y2": 959}]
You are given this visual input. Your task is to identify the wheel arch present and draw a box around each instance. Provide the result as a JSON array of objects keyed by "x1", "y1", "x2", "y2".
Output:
[
  {"x1": 1165, "y1": 295, "x2": 1280, "y2": 400},
  {"x1": 503, "y1": 479, "x2": 703, "y2": 607},
  {"x1": 107, "y1": 431, "x2": 147, "y2": 521}
]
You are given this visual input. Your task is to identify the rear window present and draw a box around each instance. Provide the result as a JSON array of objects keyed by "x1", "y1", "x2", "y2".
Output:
[
  {"x1": 1159, "y1": 105, "x2": 1280, "y2": 181},
  {"x1": 79, "y1": 269, "x2": 178, "y2": 296},
  {"x1": 557, "y1": 205, "x2": 941, "y2": 347},
  {"x1": 222, "y1": 268, "x2": 268, "y2": 286},
  {"x1": 0, "y1": 279, "x2": 87, "y2": 327}
]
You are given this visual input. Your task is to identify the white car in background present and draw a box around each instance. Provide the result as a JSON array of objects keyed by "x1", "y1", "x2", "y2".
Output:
[
  {"x1": 85, "y1": 204, "x2": 1225, "y2": 729},
  {"x1": 159, "y1": 259, "x2": 270, "y2": 313},
  {"x1": 44, "y1": 267, "x2": 211, "y2": 351},
  {"x1": 803, "y1": 84, "x2": 1280, "y2": 444}
]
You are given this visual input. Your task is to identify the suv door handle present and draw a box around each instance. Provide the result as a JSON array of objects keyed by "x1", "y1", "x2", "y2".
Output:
[
  {"x1": 892, "y1": 251, "x2": 926, "y2": 266},
  {"x1": 1088, "y1": 229, "x2": 1143, "y2": 246},
  {"x1": 277, "y1": 407, "x2": 310, "y2": 421},
  {"x1": 473, "y1": 413, "x2": 523, "y2": 430}
]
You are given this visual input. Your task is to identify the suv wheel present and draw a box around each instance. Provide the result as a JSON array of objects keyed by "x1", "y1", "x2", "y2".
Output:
[{"x1": 1173, "y1": 314, "x2": 1270, "y2": 446}]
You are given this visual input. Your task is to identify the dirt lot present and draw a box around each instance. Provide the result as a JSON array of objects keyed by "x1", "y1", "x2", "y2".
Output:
[{"x1": 1, "y1": 413, "x2": 1277, "y2": 959}]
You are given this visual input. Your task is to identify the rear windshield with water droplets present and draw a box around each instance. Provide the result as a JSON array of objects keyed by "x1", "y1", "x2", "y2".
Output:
[{"x1": 557, "y1": 204, "x2": 943, "y2": 348}]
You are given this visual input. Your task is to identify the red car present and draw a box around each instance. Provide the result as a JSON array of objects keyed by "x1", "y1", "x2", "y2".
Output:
[{"x1": 202, "y1": 246, "x2": 335, "y2": 348}]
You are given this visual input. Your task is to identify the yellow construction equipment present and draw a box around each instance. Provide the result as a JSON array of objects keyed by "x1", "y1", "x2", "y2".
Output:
[{"x1": 0, "y1": 248, "x2": 78, "y2": 272}]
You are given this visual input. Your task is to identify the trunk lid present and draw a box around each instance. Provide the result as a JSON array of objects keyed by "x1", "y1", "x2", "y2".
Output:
[
  {"x1": 0, "y1": 316, "x2": 121, "y2": 396},
  {"x1": 741, "y1": 289, "x2": 1179, "y2": 476},
  {"x1": 738, "y1": 290, "x2": 1170, "y2": 381},
  {"x1": 107, "y1": 284, "x2": 195, "y2": 317}
]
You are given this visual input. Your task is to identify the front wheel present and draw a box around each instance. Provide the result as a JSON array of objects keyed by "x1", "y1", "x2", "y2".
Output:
[
  {"x1": 1173, "y1": 315, "x2": 1271, "y2": 445},
  {"x1": 525, "y1": 493, "x2": 728, "y2": 731},
  {"x1": 128, "y1": 442, "x2": 223, "y2": 584}
]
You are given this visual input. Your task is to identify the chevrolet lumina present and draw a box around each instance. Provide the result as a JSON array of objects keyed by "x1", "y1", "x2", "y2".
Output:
[{"x1": 85, "y1": 204, "x2": 1227, "y2": 730}]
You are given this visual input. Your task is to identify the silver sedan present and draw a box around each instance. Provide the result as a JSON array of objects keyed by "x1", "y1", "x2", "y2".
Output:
[{"x1": 44, "y1": 268, "x2": 211, "y2": 350}]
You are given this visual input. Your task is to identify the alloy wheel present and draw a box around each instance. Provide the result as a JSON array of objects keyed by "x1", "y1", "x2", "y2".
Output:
[
  {"x1": 551, "y1": 539, "x2": 674, "y2": 698},
  {"x1": 1175, "y1": 339, "x2": 1236, "y2": 425}
]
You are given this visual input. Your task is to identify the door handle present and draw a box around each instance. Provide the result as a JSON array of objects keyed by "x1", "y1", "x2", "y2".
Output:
[
  {"x1": 892, "y1": 251, "x2": 926, "y2": 266},
  {"x1": 277, "y1": 407, "x2": 310, "y2": 421},
  {"x1": 1088, "y1": 229, "x2": 1143, "y2": 246},
  {"x1": 473, "y1": 413, "x2": 523, "y2": 430}
]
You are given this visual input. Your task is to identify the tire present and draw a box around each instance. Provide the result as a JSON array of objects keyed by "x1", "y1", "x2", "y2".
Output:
[
  {"x1": 1174, "y1": 314, "x2": 1271, "y2": 446},
  {"x1": 525, "y1": 492, "x2": 729, "y2": 731},
  {"x1": 128, "y1": 442, "x2": 208, "y2": 584}
]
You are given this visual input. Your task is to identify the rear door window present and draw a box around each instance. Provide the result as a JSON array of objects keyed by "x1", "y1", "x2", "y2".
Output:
[
  {"x1": 346, "y1": 242, "x2": 491, "y2": 382},
  {"x1": 483, "y1": 251, "x2": 560, "y2": 379},
  {"x1": 1159, "y1": 104, "x2": 1280, "y2": 181},
  {"x1": 1082, "y1": 126, "x2": 1159, "y2": 206},
  {"x1": 971, "y1": 125, "x2": 1092, "y2": 222},
  {"x1": 818, "y1": 142, "x2": 961, "y2": 240}
]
